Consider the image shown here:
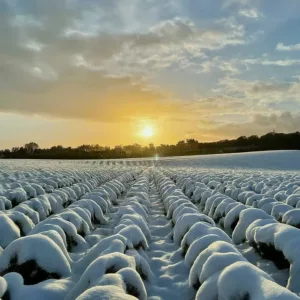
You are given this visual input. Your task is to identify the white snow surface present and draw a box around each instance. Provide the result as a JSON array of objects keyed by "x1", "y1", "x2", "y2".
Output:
[{"x1": 0, "y1": 152, "x2": 300, "y2": 299}]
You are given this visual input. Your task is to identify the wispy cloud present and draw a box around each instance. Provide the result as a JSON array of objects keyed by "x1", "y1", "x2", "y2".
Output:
[
  {"x1": 276, "y1": 42, "x2": 300, "y2": 51},
  {"x1": 239, "y1": 8, "x2": 260, "y2": 19},
  {"x1": 244, "y1": 58, "x2": 300, "y2": 67}
]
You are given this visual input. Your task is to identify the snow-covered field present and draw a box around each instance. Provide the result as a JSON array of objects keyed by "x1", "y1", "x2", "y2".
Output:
[{"x1": 0, "y1": 151, "x2": 300, "y2": 299}]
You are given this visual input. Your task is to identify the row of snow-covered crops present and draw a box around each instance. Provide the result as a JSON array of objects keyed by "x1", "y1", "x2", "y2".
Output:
[
  {"x1": 157, "y1": 167, "x2": 300, "y2": 298},
  {"x1": 2, "y1": 162, "x2": 300, "y2": 299},
  {"x1": 0, "y1": 165, "x2": 158, "y2": 299}
]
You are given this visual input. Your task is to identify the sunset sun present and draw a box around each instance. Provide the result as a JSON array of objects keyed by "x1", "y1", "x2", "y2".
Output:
[{"x1": 141, "y1": 125, "x2": 154, "y2": 138}]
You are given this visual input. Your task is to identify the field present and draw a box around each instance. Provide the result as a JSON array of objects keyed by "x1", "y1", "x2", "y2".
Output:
[{"x1": 0, "y1": 151, "x2": 300, "y2": 299}]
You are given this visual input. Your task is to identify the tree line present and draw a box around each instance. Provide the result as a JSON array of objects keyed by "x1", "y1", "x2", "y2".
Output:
[{"x1": 1, "y1": 131, "x2": 300, "y2": 159}]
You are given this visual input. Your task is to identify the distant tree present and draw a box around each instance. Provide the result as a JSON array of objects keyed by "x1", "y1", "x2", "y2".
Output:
[
  {"x1": 50, "y1": 145, "x2": 64, "y2": 151},
  {"x1": 148, "y1": 143, "x2": 156, "y2": 154},
  {"x1": 77, "y1": 144, "x2": 93, "y2": 152},
  {"x1": 2, "y1": 131, "x2": 300, "y2": 159},
  {"x1": 177, "y1": 140, "x2": 185, "y2": 146},
  {"x1": 186, "y1": 139, "x2": 199, "y2": 152},
  {"x1": 24, "y1": 142, "x2": 39, "y2": 153}
]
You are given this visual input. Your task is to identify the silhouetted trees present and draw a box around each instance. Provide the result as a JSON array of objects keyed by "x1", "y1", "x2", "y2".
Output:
[
  {"x1": 24, "y1": 142, "x2": 39, "y2": 153},
  {"x1": 1, "y1": 131, "x2": 300, "y2": 159}
]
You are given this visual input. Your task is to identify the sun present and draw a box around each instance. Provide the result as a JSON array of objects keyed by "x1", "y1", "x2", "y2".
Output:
[{"x1": 141, "y1": 125, "x2": 154, "y2": 138}]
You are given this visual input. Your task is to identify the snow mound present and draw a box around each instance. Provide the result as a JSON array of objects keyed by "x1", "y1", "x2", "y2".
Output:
[
  {"x1": 232, "y1": 208, "x2": 275, "y2": 244},
  {"x1": 181, "y1": 222, "x2": 230, "y2": 254},
  {"x1": 65, "y1": 253, "x2": 136, "y2": 300},
  {"x1": 0, "y1": 214, "x2": 20, "y2": 248},
  {"x1": 76, "y1": 286, "x2": 138, "y2": 300},
  {"x1": 189, "y1": 241, "x2": 240, "y2": 289},
  {"x1": 0, "y1": 234, "x2": 71, "y2": 284},
  {"x1": 74, "y1": 234, "x2": 131, "y2": 273},
  {"x1": 3, "y1": 272, "x2": 72, "y2": 300},
  {"x1": 116, "y1": 225, "x2": 149, "y2": 250},
  {"x1": 185, "y1": 234, "x2": 232, "y2": 267},
  {"x1": 173, "y1": 213, "x2": 215, "y2": 245},
  {"x1": 217, "y1": 262, "x2": 299, "y2": 300}
]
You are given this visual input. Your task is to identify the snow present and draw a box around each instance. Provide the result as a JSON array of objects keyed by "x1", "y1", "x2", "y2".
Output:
[
  {"x1": 76, "y1": 285, "x2": 138, "y2": 300},
  {"x1": 22, "y1": 185, "x2": 37, "y2": 199},
  {"x1": 118, "y1": 214, "x2": 151, "y2": 241},
  {"x1": 58, "y1": 210, "x2": 90, "y2": 236},
  {"x1": 245, "y1": 218, "x2": 277, "y2": 244},
  {"x1": 180, "y1": 221, "x2": 213, "y2": 251},
  {"x1": 173, "y1": 213, "x2": 215, "y2": 245},
  {"x1": 282, "y1": 209, "x2": 300, "y2": 227},
  {"x1": 116, "y1": 224, "x2": 149, "y2": 250},
  {"x1": 185, "y1": 234, "x2": 232, "y2": 267},
  {"x1": 6, "y1": 188, "x2": 27, "y2": 206},
  {"x1": 1, "y1": 153, "x2": 300, "y2": 299},
  {"x1": 65, "y1": 253, "x2": 136, "y2": 300},
  {"x1": 125, "y1": 249, "x2": 153, "y2": 282},
  {"x1": 0, "y1": 234, "x2": 71, "y2": 281},
  {"x1": 213, "y1": 198, "x2": 235, "y2": 224},
  {"x1": 271, "y1": 203, "x2": 293, "y2": 221},
  {"x1": 73, "y1": 234, "x2": 130, "y2": 273},
  {"x1": 0, "y1": 196, "x2": 12, "y2": 210},
  {"x1": 13, "y1": 203, "x2": 40, "y2": 224},
  {"x1": 0, "y1": 276, "x2": 7, "y2": 298},
  {"x1": 217, "y1": 262, "x2": 300, "y2": 300},
  {"x1": 172, "y1": 203, "x2": 199, "y2": 222},
  {"x1": 199, "y1": 252, "x2": 246, "y2": 284},
  {"x1": 189, "y1": 241, "x2": 240, "y2": 288},
  {"x1": 195, "y1": 271, "x2": 220, "y2": 300},
  {"x1": 158, "y1": 150, "x2": 300, "y2": 170},
  {"x1": 0, "y1": 214, "x2": 20, "y2": 248},
  {"x1": 115, "y1": 267, "x2": 147, "y2": 300},
  {"x1": 70, "y1": 207, "x2": 94, "y2": 230},
  {"x1": 286, "y1": 195, "x2": 300, "y2": 207},
  {"x1": 6, "y1": 211, "x2": 35, "y2": 235},
  {"x1": 232, "y1": 208, "x2": 275, "y2": 244},
  {"x1": 223, "y1": 203, "x2": 247, "y2": 235},
  {"x1": 70, "y1": 199, "x2": 108, "y2": 225},
  {"x1": 33, "y1": 216, "x2": 88, "y2": 252},
  {"x1": 3, "y1": 273, "x2": 72, "y2": 300}
]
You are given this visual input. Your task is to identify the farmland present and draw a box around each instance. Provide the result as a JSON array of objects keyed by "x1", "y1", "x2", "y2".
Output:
[{"x1": 0, "y1": 151, "x2": 300, "y2": 299}]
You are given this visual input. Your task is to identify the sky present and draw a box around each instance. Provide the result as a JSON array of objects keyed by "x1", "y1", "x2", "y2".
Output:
[{"x1": 1, "y1": 0, "x2": 300, "y2": 148}]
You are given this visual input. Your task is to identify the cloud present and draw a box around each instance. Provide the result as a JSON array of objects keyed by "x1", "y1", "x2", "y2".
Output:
[
  {"x1": 0, "y1": 0, "x2": 250, "y2": 124},
  {"x1": 196, "y1": 112, "x2": 300, "y2": 140},
  {"x1": 244, "y1": 58, "x2": 300, "y2": 67},
  {"x1": 218, "y1": 76, "x2": 300, "y2": 106},
  {"x1": 200, "y1": 57, "x2": 241, "y2": 74},
  {"x1": 1, "y1": 0, "x2": 299, "y2": 146},
  {"x1": 239, "y1": 8, "x2": 260, "y2": 18},
  {"x1": 251, "y1": 112, "x2": 300, "y2": 133},
  {"x1": 250, "y1": 82, "x2": 291, "y2": 93},
  {"x1": 276, "y1": 42, "x2": 300, "y2": 51},
  {"x1": 191, "y1": 96, "x2": 246, "y2": 114},
  {"x1": 223, "y1": 0, "x2": 250, "y2": 8},
  {"x1": 0, "y1": 71, "x2": 189, "y2": 123}
]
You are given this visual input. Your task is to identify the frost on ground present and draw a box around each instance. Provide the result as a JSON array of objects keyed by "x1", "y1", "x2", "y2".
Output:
[{"x1": 0, "y1": 152, "x2": 300, "y2": 299}]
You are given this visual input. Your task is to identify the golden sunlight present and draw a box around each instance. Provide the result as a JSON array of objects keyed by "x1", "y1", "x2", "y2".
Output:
[{"x1": 141, "y1": 125, "x2": 154, "y2": 138}]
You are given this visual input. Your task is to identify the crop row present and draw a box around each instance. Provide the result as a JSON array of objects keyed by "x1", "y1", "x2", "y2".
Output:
[
  {"x1": 158, "y1": 167, "x2": 300, "y2": 298},
  {"x1": 0, "y1": 167, "x2": 142, "y2": 299}
]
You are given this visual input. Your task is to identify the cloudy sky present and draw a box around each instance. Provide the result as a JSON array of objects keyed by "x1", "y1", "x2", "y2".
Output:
[{"x1": 1, "y1": 0, "x2": 300, "y2": 148}]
